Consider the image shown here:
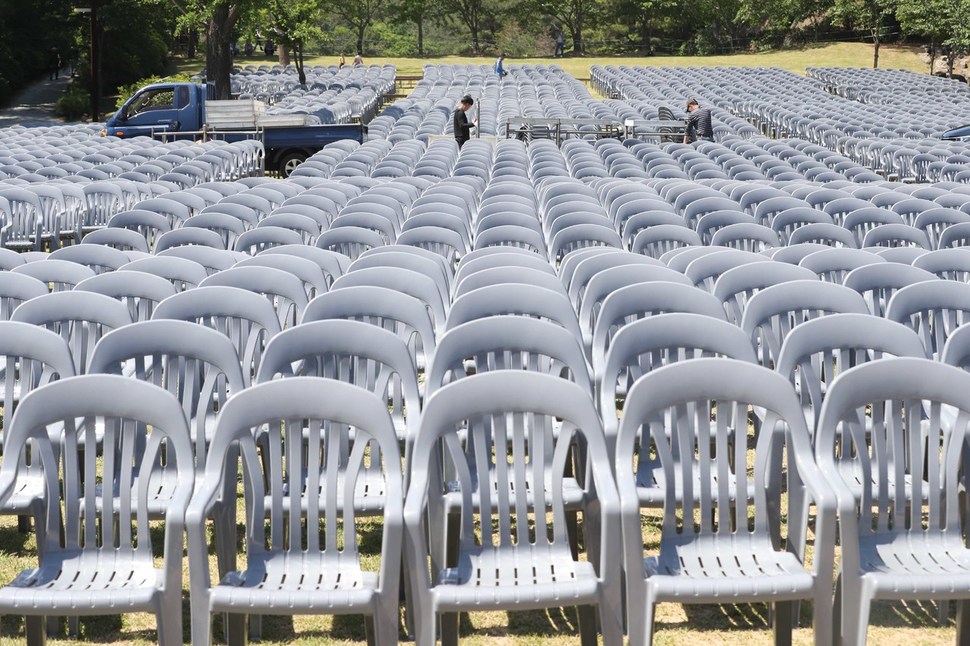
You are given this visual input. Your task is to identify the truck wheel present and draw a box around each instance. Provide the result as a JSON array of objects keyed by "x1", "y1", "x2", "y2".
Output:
[{"x1": 278, "y1": 152, "x2": 307, "y2": 177}]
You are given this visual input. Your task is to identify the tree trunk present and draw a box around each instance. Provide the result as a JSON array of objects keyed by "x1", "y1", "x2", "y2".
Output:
[
  {"x1": 871, "y1": 14, "x2": 880, "y2": 69},
  {"x1": 929, "y1": 39, "x2": 936, "y2": 75},
  {"x1": 417, "y1": 18, "x2": 424, "y2": 57},
  {"x1": 295, "y1": 42, "x2": 306, "y2": 85},
  {"x1": 572, "y1": 28, "x2": 582, "y2": 55},
  {"x1": 356, "y1": 25, "x2": 365, "y2": 55},
  {"x1": 206, "y1": 3, "x2": 235, "y2": 100},
  {"x1": 187, "y1": 29, "x2": 197, "y2": 59},
  {"x1": 278, "y1": 44, "x2": 290, "y2": 66}
]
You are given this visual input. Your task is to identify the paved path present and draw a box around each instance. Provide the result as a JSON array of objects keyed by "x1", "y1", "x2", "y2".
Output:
[{"x1": 0, "y1": 67, "x2": 73, "y2": 128}]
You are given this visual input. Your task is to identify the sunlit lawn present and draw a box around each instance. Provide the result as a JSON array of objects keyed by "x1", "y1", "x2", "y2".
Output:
[{"x1": 173, "y1": 41, "x2": 929, "y2": 80}]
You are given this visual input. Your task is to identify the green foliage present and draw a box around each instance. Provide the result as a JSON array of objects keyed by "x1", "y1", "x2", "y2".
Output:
[
  {"x1": 0, "y1": 0, "x2": 75, "y2": 103},
  {"x1": 55, "y1": 81, "x2": 92, "y2": 120},
  {"x1": 495, "y1": 22, "x2": 552, "y2": 57},
  {"x1": 115, "y1": 72, "x2": 193, "y2": 108}
]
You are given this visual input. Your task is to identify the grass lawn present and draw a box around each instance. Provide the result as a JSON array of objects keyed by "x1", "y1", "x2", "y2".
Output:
[
  {"x1": 0, "y1": 505, "x2": 959, "y2": 645},
  {"x1": 173, "y1": 41, "x2": 930, "y2": 80}
]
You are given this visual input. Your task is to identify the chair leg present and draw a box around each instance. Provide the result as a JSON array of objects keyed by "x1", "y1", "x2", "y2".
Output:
[
  {"x1": 226, "y1": 613, "x2": 248, "y2": 646},
  {"x1": 957, "y1": 600, "x2": 970, "y2": 646},
  {"x1": 578, "y1": 604, "x2": 598, "y2": 646},
  {"x1": 156, "y1": 597, "x2": 183, "y2": 646},
  {"x1": 840, "y1": 587, "x2": 870, "y2": 646},
  {"x1": 26, "y1": 615, "x2": 47, "y2": 646},
  {"x1": 832, "y1": 576, "x2": 843, "y2": 646},
  {"x1": 773, "y1": 600, "x2": 793, "y2": 646},
  {"x1": 440, "y1": 612, "x2": 459, "y2": 646}
]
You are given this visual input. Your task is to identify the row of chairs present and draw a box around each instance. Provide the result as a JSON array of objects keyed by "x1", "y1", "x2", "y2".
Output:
[{"x1": 1, "y1": 254, "x2": 966, "y2": 643}]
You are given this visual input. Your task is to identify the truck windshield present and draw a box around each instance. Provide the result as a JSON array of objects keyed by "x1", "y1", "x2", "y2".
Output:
[{"x1": 126, "y1": 87, "x2": 175, "y2": 117}]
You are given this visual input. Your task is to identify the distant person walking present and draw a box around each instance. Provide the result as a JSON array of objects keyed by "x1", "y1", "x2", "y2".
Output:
[
  {"x1": 495, "y1": 53, "x2": 508, "y2": 79},
  {"x1": 339, "y1": 53, "x2": 346, "y2": 69},
  {"x1": 554, "y1": 29, "x2": 565, "y2": 57},
  {"x1": 353, "y1": 52, "x2": 364, "y2": 65},
  {"x1": 47, "y1": 47, "x2": 61, "y2": 81},
  {"x1": 684, "y1": 98, "x2": 713, "y2": 143},
  {"x1": 453, "y1": 94, "x2": 476, "y2": 148}
]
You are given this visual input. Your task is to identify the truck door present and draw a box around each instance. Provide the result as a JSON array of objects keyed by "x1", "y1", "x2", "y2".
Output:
[{"x1": 111, "y1": 85, "x2": 193, "y2": 138}]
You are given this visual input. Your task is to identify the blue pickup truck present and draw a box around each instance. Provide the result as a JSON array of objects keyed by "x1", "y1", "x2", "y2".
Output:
[{"x1": 103, "y1": 82, "x2": 367, "y2": 176}]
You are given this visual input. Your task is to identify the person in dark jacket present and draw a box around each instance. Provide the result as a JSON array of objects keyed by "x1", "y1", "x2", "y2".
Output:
[
  {"x1": 684, "y1": 98, "x2": 714, "y2": 143},
  {"x1": 453, "y1": 94, "x2": 476, "y2": 148}
]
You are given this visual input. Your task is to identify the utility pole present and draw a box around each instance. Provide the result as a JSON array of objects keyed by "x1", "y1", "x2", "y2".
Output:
[{"x1": 90, "y1": 0, "x2": 101, "y2": 121}]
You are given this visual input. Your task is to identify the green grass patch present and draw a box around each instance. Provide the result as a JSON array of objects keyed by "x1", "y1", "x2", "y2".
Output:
[{"x1": 171, "y1": 42, "x2": 929, "y2": 80}]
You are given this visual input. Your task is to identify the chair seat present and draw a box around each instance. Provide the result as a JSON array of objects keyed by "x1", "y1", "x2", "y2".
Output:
[
  {"x1": 0, "y1": 549, "x2": 161, "y2": 613},
  {"x1": 433, "y1": 544, "x2": 600, "y2": 611},
  {"x1": 861, "y1": 532, "x2": 970, "y2": 599},
  {"x1": 209, "y1": 553, "x2": 379, "y2": 613},
  {"x1": 644, "y1": 533, "x2": 813, "y2": 601}
]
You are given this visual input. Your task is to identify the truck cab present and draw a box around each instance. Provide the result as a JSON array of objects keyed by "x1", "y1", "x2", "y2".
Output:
[
  {"x1": 103, "y1": 81, "x2": 367, "y2": 176},
  {"x1": 104, "y1": 83, "x2": 206, "y2": 138}
]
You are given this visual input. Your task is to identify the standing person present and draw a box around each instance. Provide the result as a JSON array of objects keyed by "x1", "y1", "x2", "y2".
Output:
[
  {"x1": 48, "y1": 47, "x2": 61, "y2": 81},
  {"x1": 554, "y1": 29, "x2": 565, "y2": 57},
  {"x1": 453, "y1": 95, "x2": 476, "y2": 148},
  {"x1": 684, "y1": 98, "x2": 714, "y2": 143},
  {"x1": 353, "y1": 52, "x2": 364, "y2": 65},
  {"x1": 494, "y1": 53, "x2": 508, "y2": 79},
  {"x1": 338, "y1": 53, "x2": 346, "y2": 69}
]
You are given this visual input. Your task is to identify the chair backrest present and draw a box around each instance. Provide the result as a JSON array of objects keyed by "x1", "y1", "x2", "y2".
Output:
[
  {"x1": 446, "y1": 283, "x2": 582, "y2": 340},
  {"x1": 842, "y1": 262, "x2": 939, "y2": 317},
  {"x1": 591, "y1": 281, "x2": 728, "y2": 363},
  {"x1": 427, "y1": 315, "x2": 591, "y2": 400},
  {"x1": 12, "y1": 258, "x2": 96, "y2": 292},
  {"x1": 0, "y1": 271, "x2": 48, "y2": 320},
  {"x1": 885, "y1": 280, "x2": 970, "y2": 359},
  {"x1": 596, "y1": 314, "x2": 757, "y2": 446},
  {"x1": 89, "y1": 319, "x2": 246, "y2": 472},
  {"x1": 75, "y1": 270, "x2": 178, "y2": 322},
  {"x1": 332, "y1": 266, "x2": 447, "y2": 330},
  {"x1": 200, "y1": 265, "x2": 309, "y2": 329},
  {"x1": 411, "y1": 371, "x2": 615, "y2": 559},
  {"x1": 200, "y1": 377, "x2": 402, "y2": 561},
  {"x1": 740, "y1": 280, "x2": 869, "y2": 369},
  {"x1": 816, "y1": 358, "x2": 970, "y2": 537},
  {"x1": 616, "y1": 358, "x2": 818, "y2": 540},
  {"x1": 0, "y1": 375, "x2": 193, "y2": 559},
  {"x1": 302, "y1": 285, "x2": 437, "y2": 367},
  {"x1": 775, "y1": 313, "x2": 927, "y2": 436},
  {"x1": 255, "y1": 319, "x2": 420, "y2": 448},
  {"x1": 121, "y1": 255, "x2": 209, "y2": 291},
  {"x1": 152, "y1": 285, "x2": 282, "y2": 384},
  {"x1": 0, "y1": 321, "x2": 76, "y2": 440},
  {"x1": 10, "y1": 290, "x2": 133, "y2": 374}
]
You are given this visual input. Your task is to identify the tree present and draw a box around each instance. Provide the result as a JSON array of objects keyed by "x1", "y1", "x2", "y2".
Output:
[
  {"x1": 168, "y1": 0, "x2": 260, "y2": 99},
  {"x1": 893, "y1": 0, "x2": 970, "y2": 75},
  {"x1": 613, "y1": 0, "x2": 678, "y2": 53},
  {"x1": 0, "y1": 0, "x2": 75, "y2": 100},
  {"x1": 447, "y1": 0, "x2": 487, "y2": 54},
  {"x1": 390, "y1": 0, "x2": 443, "y2": 56},
  {"x1": 330, "y1": 0, "x2": 386, "y2": 55},
  {"x1": 261, "y1": 0, "x2": 323, "y2": 85},
  {"x1": 832, "y1": 0, "x2": 892, "y2": 67},
  {"x1": 526, "y1": 0, "x2": 604, "y2": 55}
]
